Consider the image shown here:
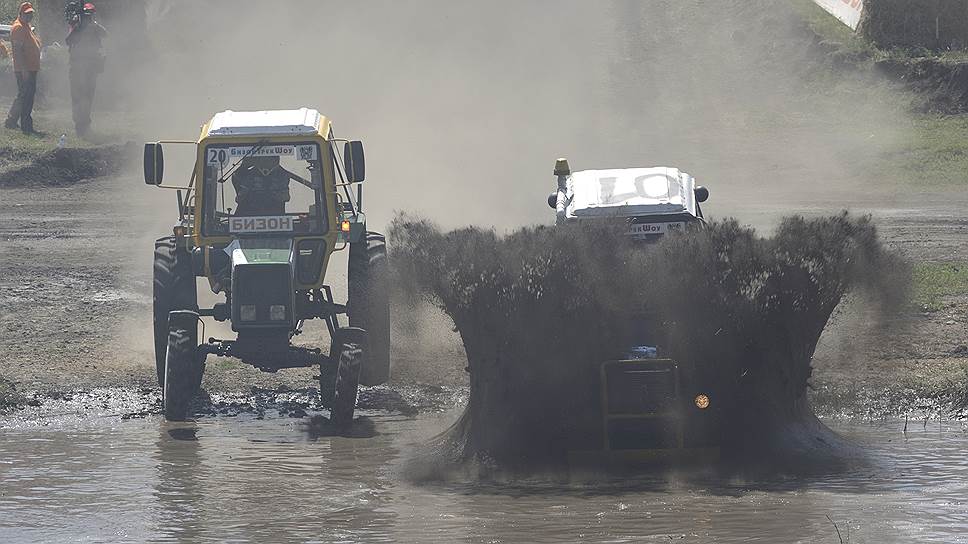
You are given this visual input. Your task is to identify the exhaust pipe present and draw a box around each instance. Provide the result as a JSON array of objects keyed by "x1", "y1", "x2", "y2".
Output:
[{"x1": 553, "y1": 158, "x2": 570, "y2": 225}]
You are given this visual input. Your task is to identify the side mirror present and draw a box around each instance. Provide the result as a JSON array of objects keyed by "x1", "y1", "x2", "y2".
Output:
[
  {"x1": 695, "y1": 185, "x2": 709, "y2": 203},
  {"x1": 344, "y1": 140, "x2": 365, "y2": 183},
  {"x1": 547, "y1": 192, "x2": 558, "y2": 209},
  {"x1": 144, "y1": 142, "x2": 164, "y2": 185}
]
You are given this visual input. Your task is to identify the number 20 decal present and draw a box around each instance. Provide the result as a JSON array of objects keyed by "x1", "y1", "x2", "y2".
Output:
[{"x1": 207, "y1": 149, "x2": 228, "y2": 165}]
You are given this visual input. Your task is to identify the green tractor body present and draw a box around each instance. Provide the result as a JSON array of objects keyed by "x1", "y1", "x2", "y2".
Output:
[{"x1": 145, "y1": 108, "x2": 390, "y2": 423}]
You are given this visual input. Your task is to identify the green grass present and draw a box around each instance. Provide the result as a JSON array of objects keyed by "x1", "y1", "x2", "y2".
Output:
[
  {"x1": 878, "y1": 115, "x2": 968, "y2": 187},
  {"x1": 0, "y1": 100, "x2": 139, "y2": 172},
  {"x1": 782, "y1": 2, "x2": 968, "y2": 189},
  {"x1": 936, "y1": 50, "x2": 968, "y2": 63},
  {"x1": 2, "y1": 110, "x2": 83, "y2": 151},
  {"x1": 913, "y1": 262, "x2": 968, "y2": 310},
  {"x1": 207, "y1": 359, "x2": 237, "y2": 372},
  {"x1": 788, "y1": 0, "x2": 968, "y2": 64}
]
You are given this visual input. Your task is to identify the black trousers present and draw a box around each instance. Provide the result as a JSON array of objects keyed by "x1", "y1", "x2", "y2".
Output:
[
  {"x1": 70, "y1": 63, "x2": 98, "y2": 134},
  {"x1": 5, "y1": 71, "x2": 37, "y2": 132}
]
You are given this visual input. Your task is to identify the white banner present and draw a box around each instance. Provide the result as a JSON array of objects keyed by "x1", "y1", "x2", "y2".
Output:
[
  {"x1": 206, "y1": 144, "x2": 318, "y2": 166},
  {"x1": 229, "y1": 215, "x2": 294, "y2": 234},
  {"x1": 812, "y1": 0, "x2": 864, "y2": 30}
]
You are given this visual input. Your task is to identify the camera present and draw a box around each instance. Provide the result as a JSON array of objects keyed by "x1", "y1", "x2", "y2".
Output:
[{"x1": 64, "y1": 1, "x2": 83, "y2": 25}]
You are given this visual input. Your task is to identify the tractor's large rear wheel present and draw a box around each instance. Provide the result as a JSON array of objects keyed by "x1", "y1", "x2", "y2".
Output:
[
  {"x1": 153, "y1": 237, "x2": 197, "y2": 387},
  {"x1": 163, "y1": 315, "x2": 203, "y2": 421},
  {"x1": 348, "y1": 232, "x2": 390, "y2": 386}
]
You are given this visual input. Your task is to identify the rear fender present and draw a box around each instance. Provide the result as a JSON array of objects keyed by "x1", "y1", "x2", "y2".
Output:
[
  {"x1": 332, "y1": 326, "x2": 367, "y2": 351},
  {"x1": 168, "y1": 309, "x2": 200, "y2": 331}
]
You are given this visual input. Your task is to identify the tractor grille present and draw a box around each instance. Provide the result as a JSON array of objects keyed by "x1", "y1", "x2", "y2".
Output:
[
  {"x1": 231, "y1": 263, "x2": 293, "y2": 328},
  {"x1": 601, "y1": 360, "x2": 683, "y2": 451}
]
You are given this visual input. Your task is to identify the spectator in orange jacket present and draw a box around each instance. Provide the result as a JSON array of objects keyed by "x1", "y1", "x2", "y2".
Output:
[{"x1": 4, "y1": 2, "x2": 42, "y2": 134}]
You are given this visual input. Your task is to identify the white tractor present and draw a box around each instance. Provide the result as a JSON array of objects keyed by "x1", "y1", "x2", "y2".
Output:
[
  {"x1": 548, "y1": 158, "x2": 718, "y2": 462},
  {"x1": 547, "y1": 158, "x2": 709, "y2": 239}
]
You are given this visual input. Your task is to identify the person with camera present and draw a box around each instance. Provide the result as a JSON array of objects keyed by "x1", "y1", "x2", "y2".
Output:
[
  {"x1": 4, "y1": 2, "x2": 42, "y2": 135},
  {"x1": 65, "y1": 2, "x2": 106, "y2": 137}
]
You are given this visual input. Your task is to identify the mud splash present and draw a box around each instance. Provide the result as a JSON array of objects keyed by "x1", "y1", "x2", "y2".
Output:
[
  {"x1": 390, "y1": 213, "x2": 910, "y2": 474},
  {"x1": 0, "y1": 383, "x2": 463, "y2": 424}
]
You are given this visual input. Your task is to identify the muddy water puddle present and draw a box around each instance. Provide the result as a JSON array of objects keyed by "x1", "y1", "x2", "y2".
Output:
[{"x1": 1, "y1": 412, "x2": 967, "y2": 543}]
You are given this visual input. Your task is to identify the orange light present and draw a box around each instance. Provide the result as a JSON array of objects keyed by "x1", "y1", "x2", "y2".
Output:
[
  {"x1": 694, "y1": 394, "x2": 710, "y2": 410},
  {"x1": 340, "y1": 220, "x2": 351, "y2": 233}
]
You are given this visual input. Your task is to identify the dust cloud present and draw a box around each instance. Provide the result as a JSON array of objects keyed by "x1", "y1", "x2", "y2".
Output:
[
  {"x1": 106, "y1": 2, "x2": 912, "y2": 385},
  {"x1": 118, "y1": 0, "x2": 908, "y2": 231}
]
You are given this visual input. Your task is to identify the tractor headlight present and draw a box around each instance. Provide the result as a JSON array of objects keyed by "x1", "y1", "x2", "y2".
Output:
[
  {"x1": 269, "y1": 305, "x2": 287, "y2": 321},
  {"x1": 240, "y1": 305, "x2": 257, "y2": 322}
]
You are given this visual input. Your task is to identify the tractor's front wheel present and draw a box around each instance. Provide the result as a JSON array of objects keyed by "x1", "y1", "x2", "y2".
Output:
[
  {"x1": 330, "y1": 328, "x2": 366, "y2": 427},
  {"x1": 318, "y1": 350, "x2": 337, "y2": 408},
  {"x1": 348, "y1": 232, "x2": 390, "y2": 386},
  {"x1": 153, "y1": 236, "x2": 197, "y2": 388},
  {"x1": 163, "y1": 316, "x2": 203, "y2": 421}
]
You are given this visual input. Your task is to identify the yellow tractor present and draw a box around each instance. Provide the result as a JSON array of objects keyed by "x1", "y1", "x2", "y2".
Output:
[{"x1": 144, "y1": 108, "x2": 389, "y2": 423}]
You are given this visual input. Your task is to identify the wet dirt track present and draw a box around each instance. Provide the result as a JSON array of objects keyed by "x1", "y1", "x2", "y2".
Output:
[
  {"x1": 3, "y1": 161, "x2": 968, "y2": 543},
  {"x1": 4, "y1": 177, "x2": 968, "y2": 543},
  {"x1": 1, "y1": 411, "x2": 967, "y2": 543},
  {"x1": 5, "y1": 2, "x2": 968, "y2": 541}
]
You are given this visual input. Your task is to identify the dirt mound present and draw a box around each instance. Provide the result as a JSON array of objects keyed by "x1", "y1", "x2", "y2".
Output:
[
  {"x1": 0, "y1": 144, "x2": 135, "y2": 188},
  {"x1": 390, "y1": 213, "x2": 909, "y2": 474}
]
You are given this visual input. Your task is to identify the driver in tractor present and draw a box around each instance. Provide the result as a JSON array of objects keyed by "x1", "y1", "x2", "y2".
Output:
[
  {"x1": 232, "y1": 156, "x2": 292, "y2": 216},
  {"x1": 231, "y1": 155, "x2": 317, "y2": 216}
]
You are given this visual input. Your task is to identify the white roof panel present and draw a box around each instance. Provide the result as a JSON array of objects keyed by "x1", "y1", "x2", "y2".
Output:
[
  {"x1": 566, "y1": 167, "x2": 697, "y2": 218},
  {"x1": 207, "y1": 108, "x2": 322, "y2": 136}
]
